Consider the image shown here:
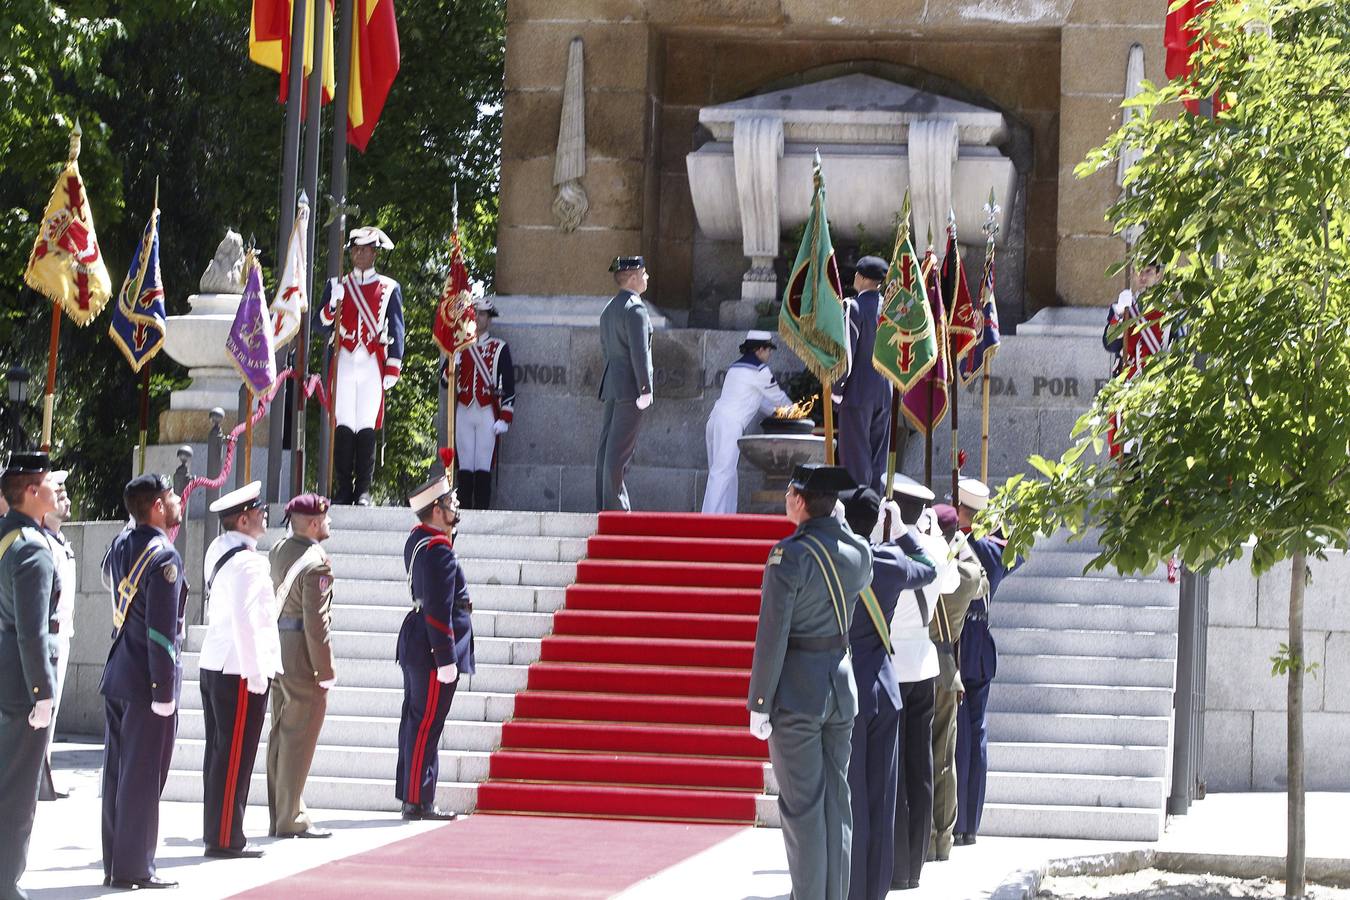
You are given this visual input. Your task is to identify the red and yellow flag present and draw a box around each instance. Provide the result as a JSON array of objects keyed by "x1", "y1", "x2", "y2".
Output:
[
  {"x1": 433, "y1": 230, "x2": 477, "y2": 357},
  {"x1": 348, "y1": 0, "x2": 400, "y2": 152},
  {"x1": 249, "y1": 0, "x2": 336, "y2": 105},
  {"x1": 24, "y1": 126, "x2": 113, "y2": 326}
]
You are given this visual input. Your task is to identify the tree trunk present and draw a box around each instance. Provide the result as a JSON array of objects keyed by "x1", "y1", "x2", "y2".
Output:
[{"x1": 1286, "y1": 550, "x2": 1306, "y2": 899}]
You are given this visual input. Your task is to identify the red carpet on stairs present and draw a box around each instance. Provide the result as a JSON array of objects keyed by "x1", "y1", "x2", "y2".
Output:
[{"x1": 474, "y1": 511, "x2": 794, "y2": 825}]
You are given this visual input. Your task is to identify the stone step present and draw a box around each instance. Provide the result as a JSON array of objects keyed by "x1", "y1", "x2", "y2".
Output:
[
  {"x1": 182, "y1": 656, "x2": 530, "y2": 693},
  {"x1": 318, "y1": 580, "x2": 566, "y2": 613},
  {"x1": 327, "y1": 604, "x2": 554, "y2": 638},
  {"x1": 175, "y1": 708, "x2": 503, "y2": 751},
  {"x1": 987, "y1": 741, "x2": 1168, "y2": 779},
  {"x1": 987, "y1": 711, "x2": 1171, "y2": 747},
  {"x1": 984, "y1": 770, "x2": 1165, "y2": 809},
  {"x1": 988, "y1": 682, "x2": 1174, "y2": 717},
  {"x1": 978, "y1": 802, "x2": 1162, "y2": 841},
  {"x1": 162, "y1": 768, "x2": 478, "y2": 815},
  {"x1": 994, "y1": 627, "x2": 1177, "y2": 659},
  {"x1": 1017, "y1": 551, "x2": 1167, "y2": 581},
  {"x1": 328, "y1": 554, "x2": 577, "y2": 587},
  {"x1": 997, "y1": 653, "x2": 1176, "y2": 689},
  {"x1": 314, "y1": 530, "x2": 588, "y2": 562},
  {"x1": 171, "y1": 739, "x2": 492, "y2": 784},
  {"x1": 313, "y1": 505, "x2": 596, "y2": 537},
  {"x1": 179, "y1": 682, "x2": 517, "y2": 722},
  {"x1": 996, "y1": 575, "x2": 1178, "y2": 608},
  {"x1": 184, "y1": 628, "x2": 542, "y2": 665},
  {"x1": 994, "y1": 601, "x2": 1177, "y2": 634}
]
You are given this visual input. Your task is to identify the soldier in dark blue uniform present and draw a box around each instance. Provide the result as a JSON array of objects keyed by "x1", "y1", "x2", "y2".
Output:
[
  {"x1": 953, "y1": 477, "x2": 1019, "y2": 846},
  {"x1": 397, "y1": 459, "x2": 475, "y2": 820},
  {"x1": 835, "y1": 256, "x2": 894, "y2": 495},
  {"x1": 841, "y1": 488, "x2": 935, "y2": 900},
  {"x1": 99, "y1": 473, "x2": 186, "y2": 890},
  {"x1": 0, "y1": 452, "x2": 60, "y2": 900}
]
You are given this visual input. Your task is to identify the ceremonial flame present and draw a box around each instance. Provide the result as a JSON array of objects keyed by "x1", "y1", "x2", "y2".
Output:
[{"x1": 773, "y1": 394, "x2": 817, "y2": 420}]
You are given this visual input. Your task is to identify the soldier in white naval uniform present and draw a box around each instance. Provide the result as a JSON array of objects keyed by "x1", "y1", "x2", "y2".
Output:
[{"x1": 701, "y1": 331, "x2": 792, "y2": 515}]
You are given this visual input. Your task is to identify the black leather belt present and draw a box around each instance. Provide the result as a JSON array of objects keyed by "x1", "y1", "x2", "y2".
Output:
[
  {"x1": 277, "y1": 617, "x2": 304, "y2": 632},
  {"x1": 787, "y1": 633, "x2": 848, "y2": 652}
]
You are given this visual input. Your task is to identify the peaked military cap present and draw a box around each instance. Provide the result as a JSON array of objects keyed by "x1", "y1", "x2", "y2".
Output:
[
  {"x1": 889, "y1": 473, "x2": 935, "y2": 503},
  {"x1": 3, "y1": 451, "x2": 50, "y2": 475},
  {"x1": 788, "y1": 464, "x2": 856, "y2": 494},
  {"x1": 209, "y1": 480, "x2": 263, "y2": 517},
  {"x1": 957, "y1": 477, "x2": 990, "y2": 511},
  {"x1": 609, "y1": 255, "x2": 645, "y2": 273},
  {"x1": 855, "y1": 256, "x2": 888, "y2": 281},
  {"x1": 842, "y1": 486, "x2": 882, "y2": 536}
]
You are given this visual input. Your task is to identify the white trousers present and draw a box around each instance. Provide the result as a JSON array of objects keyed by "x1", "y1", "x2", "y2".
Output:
[
  {"x1": 456, "y1": 402, "x2": 497, "y2": 471},
  {"x1": 702, "y1": 412, "x2": 745, "y2": 514},
  {"x1": 334, "y1": 346, "x2": 382, "y2": 430}
]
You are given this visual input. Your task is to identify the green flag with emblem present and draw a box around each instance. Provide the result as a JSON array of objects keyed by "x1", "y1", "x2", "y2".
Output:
[
  {"x1": 873, "y1": 192, "x2": 939, "y2": 394},
  {"x1": 779, "y1": 152, "x2": 848, "y2": 386}
]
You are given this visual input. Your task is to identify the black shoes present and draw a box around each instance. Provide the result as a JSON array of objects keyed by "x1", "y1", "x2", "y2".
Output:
[
  {"x1": 204, "y1": 844, "x2": 265, "y2": 859},
  {"x1": 109, "y1": 876, "x2": 178, "y2": 890},
  {"x1": 400, "y1": 803, "x2": 459, "y2": 821},
  {"x1": 954, "y1": 832, "x2": 978, "y2": 846}
]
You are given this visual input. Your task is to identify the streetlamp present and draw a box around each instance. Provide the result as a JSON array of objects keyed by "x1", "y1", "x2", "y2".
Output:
[{"x1": 6, "y1": 366, "x2": 30, "y2": 452}]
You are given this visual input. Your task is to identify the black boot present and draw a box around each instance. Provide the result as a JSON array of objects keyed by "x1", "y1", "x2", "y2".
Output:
[
  {"x1": 456, "y1": 470, "x2": 475, "y2": 509},
  {"x1": 333, "y1": 426, "x2": 356, "y2": 504},
  {"x1": 354, "y1": 428, "x2": 377, "y2": 506},
  {"x1": 473, "y1": 470, "x2": 493, "y2": 509}
]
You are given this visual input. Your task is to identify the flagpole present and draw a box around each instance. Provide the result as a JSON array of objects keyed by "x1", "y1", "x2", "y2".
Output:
[
  {"x1": 448, "y1": 355, "x2": 458, "y2": 486},
  {"x1": 244, "y1": 389, "x2": 256, "y2": 477},
  {"x1": 41, "y1": 303, "x2": 60, "y2": 452},
  {"x1": 979, "y1": 190, "x2": 1001, "y2": 486},
  {"x1": 948, "y1": 236, "x2": 961, "y2": 504},
  {"x1": 981, "y1": 362, "x2": 992, "y2": 482}
]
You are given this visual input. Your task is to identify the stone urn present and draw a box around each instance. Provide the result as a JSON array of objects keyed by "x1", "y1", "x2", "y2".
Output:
[{"x1": 737, "y1": 417, "x2": 831, "y2": 512}]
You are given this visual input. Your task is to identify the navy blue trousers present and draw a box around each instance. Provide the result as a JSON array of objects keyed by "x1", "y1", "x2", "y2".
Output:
[
  {"x1": 200, "y1": 669, "x2": 269, "y2": 852},
  {"x1": 892, "y1": 677, "x2": 936, "y2": 888},
  {"x1": 954, "y1": 679, "x2": 991, "y2": 835},
  {"x1": 846, "y1": 696, "x2": 898, "y2": 900},
  {"x1": 395, "y1": 664, "x2": 456, "y2": 809},
  {"x1": 101, "y1": 698, "x2": 175, "y2": 880},
  {"x1": 838, "y1": 402, "x2": 891, "y2": 495}
]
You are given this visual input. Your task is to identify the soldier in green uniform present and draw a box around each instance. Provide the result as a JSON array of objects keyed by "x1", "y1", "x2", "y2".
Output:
[
  {"x1": 747, "y1": 464, "x2": 872, "y2": 900},
  {"x1": 266, "y1": 493, "x2": 338, "y2": 839},
  {"x1": 0, "y1": 452, "x2": 59, "y2": 900}
]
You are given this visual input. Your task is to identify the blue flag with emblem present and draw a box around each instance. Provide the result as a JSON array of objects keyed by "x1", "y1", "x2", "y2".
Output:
[{"x1": 109, "y1": 204, "x2": 167, "y2": 372}]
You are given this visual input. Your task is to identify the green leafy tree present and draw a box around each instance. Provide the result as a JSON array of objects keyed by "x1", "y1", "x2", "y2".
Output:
[{"x1": 989, "y1": 3, "x2": 1350, "y2": 895}]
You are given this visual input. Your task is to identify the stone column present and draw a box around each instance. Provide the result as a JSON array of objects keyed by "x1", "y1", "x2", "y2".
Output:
[{"x1": 722, "y1": 115, "x2": 784, "y2": 330}]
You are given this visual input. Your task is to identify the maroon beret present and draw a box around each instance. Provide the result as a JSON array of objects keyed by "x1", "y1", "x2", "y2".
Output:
[
  {"x1": 284, "y1": 493, "x2": 330, "y2": 520},
  {"x1": 932, "y1": 503, "x2": 960, "y2": 535}
]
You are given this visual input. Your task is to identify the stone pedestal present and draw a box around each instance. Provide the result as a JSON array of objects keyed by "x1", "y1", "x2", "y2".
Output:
[
  {"x1": 161, "y1": 292, "x2": 246, "y2": 441},
  {"x1": 738, "y1": 433, "x2": 827, "y2": 513}
]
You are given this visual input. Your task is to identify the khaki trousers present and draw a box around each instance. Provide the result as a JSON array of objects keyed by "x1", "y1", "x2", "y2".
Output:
[
  {"x1": 266, "y1": 667, "x2": 327, "y2": 836},
  {"x1": 929, "y1": 685, "x2": 960, "y2": 858}
]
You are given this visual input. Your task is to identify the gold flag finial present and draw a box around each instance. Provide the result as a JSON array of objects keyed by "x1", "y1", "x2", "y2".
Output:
[{"x1": 68, "y1": 120, "x2": 82, "y2": 162}]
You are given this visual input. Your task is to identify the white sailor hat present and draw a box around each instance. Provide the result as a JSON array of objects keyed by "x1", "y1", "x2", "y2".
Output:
[
  {"x1": 957, "y1": 477, "x2": 991, "y2": 511},
  {"x1": 408, "y1": 475, "x2": 452, "y2": 513},
  {"x1": 346, "y1": 226, "x2": 395, "y2": 250},
  {"x1": 889, "y1": 473, "x2": 935, "y2": 503},
  {"x1": 209, "y1": 480, "x2": 264, "y2": 517}
]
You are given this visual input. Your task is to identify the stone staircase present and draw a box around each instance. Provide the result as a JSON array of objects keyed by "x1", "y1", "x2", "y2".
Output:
[{"x1": 162, "y1": 505, "x2": 595, "y2": 814}]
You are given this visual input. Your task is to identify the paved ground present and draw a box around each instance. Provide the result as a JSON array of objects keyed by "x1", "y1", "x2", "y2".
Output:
[{"x1": 18, "y1": 739, "x2": 1350, "y2": 900}]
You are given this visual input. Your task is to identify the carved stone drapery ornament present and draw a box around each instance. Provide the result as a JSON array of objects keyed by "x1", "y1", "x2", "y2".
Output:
[
  {"x1": 907, "y1": 119, "x2": 959, "y2": 260},
  {"x1": 733, "y1": 116, "x2": 785, "y2": 305},
  {"x1": 552, "y1": 37, "x2": 588, "y2": 232}
]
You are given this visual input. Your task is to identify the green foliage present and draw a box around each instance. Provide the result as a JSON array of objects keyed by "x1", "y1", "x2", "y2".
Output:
[
  {"x1": 1271, "y1": 643, "x2": 1321, "y2": 678},
  {"x1": 0, "y1": 1, "x2": 505, "y2": 516},
  {"x1": 987, "y1": 0, "x2": 1350, "y2": 580}
]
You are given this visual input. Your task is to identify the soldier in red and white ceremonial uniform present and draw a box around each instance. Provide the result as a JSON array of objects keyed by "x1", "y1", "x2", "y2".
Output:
[
  {"x1": 450, "y1": 294, "x2": 515, "y2": 509},
  {"x1": 320, "y1": 226, "x2": 406, "y2": 505}
]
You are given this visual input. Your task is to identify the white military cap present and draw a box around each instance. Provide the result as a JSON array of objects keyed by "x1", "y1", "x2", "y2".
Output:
[
  {"x1": 209, "y1": 480, "x2": 263, "y2": 517},
  {"x1": 889, "y1": 473, "x2": 935, "y2": 503},
  {"x1": 347, "y1": 226, "x2": 395, "y2": 250},
  {"x1": 408, "y1": 475, "x2": 452, "y2": 513},
  {"x1": 957, "y1": 477, "x2": 990, "y2": 510},
  {"x1": 745, "y1": 330, "x2": 774, "y2": 343}
]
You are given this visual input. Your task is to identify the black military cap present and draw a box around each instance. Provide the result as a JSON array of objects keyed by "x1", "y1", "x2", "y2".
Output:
[
  {"x1": 842, "y1": 486, "x2": 882, "y2": 536},
  {"x1": 3, "y1": 451, "x2": 50, "y2": 475},
  {"x1": 855, "y1": 256, "x2": 888, "y2": 281},
  {"x1": 124, "y1": 473, "x2": 172, "y2": 504},
  {"x1": 789, "y1": 464, "x2": 857, "y2": 494},
  {"x1": 609, "y1": 255, "x2": 645, "y2": 273}
]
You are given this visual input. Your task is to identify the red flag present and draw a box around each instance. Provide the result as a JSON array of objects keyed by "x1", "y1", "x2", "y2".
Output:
[
  {"x1": 433, "y1": 231, "x2": 477, "y2": 356},
  {"x1": 249, "y1": 0, "x2": 336, "y2": 107},
  {"x1": 1166, "y1": 0, "x2": 1212, "y2": 114},
  {"x1": 348, "y1": 0, "x2": 400, "y2": 152},
  {"x1": 942, "y1": 225, "x2": 979, "y2": 373}
]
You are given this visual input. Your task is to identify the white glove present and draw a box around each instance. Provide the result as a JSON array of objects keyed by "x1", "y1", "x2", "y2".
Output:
[
  {"x1": 436, "y1": 663, "x2": 459, "y2": 684},
  {"x1": 383, "y1": 374, "x2": 399, "y2": 391},
  {"x1": 832, "y1": 499, "x2": 848, "y2": 526},
  {"x1": 492, "y1": 419, "x2": 509, "y2": 436},
  {"x1": 150, "y1": 699, "x2": 177, "y2": 717},
  {"x1": 318, "y1": 678, "x2": 336, "y2": 691},
  {"x1": 749, "y1": 711, "x2": 772, "y2": 741},
  {"x1": 831, "y1": 393, "x2": 843, "y2": 406},
  {"x1": 328, "y1": 278, "x2": 345, "y2": 307},
  {"x1": 1111, "y1": 289, "x2": 1133, "y2": 316},
  {"x1": 635, "y1": 392, "x2": 653, "y2": 411},
  {"x1": 247, "y1": 674, "x2": 268, "y2": 695},
  {"x1": 28, "y1": 698, "x2": 53, "y2": 730}
]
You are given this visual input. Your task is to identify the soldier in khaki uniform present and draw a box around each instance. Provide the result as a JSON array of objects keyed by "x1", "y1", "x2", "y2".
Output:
[{"x1": 266, "y1": 493, "x2": 337, "y2": 839}]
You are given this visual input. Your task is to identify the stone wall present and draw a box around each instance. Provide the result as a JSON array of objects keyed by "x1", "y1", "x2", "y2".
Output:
[
  {"x1": 1204, "y1": 551, "x2": 1350, "y2": 791},
  {"x1": 498, "y1": 0, "x2": 1167, "y2": 315}
]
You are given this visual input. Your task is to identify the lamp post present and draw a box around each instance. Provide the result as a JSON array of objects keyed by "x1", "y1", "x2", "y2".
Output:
[{"x1": 6, "y1": 366, "x2": 30, "y2": 451}]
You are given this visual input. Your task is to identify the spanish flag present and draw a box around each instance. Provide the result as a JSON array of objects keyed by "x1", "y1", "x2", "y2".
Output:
[
  {"x1": 249, "y1": 0, "x2": 336, "y2": 105},
  {"x1": 348, "y1": 0, "x2": 400, "y2": 152}
]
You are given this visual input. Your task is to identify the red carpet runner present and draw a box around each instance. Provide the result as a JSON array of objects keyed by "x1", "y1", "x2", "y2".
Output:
[{"x1": 474, "y1": 511, "x2": 794, "y2": 824}]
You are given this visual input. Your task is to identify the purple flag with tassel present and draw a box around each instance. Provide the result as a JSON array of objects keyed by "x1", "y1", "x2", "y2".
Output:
[{"x1": 226, "y1": 258, "x2": 277, "y2": 394}]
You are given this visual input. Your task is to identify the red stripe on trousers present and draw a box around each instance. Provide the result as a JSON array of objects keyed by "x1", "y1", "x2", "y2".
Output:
[
  {"x1": 219, "y1": 678, "x2": 249, "y2": 846},
  {"x1": 407, "y1": 670, "x2": 441, "y2": 806}
]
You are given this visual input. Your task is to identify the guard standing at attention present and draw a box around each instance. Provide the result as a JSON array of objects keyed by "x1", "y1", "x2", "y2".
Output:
[
  {"x1": 701, "y1": 331, "x2": 792, "y2": 515},
  {"x1": 840, "y1": 487, "x2": 935, "y2": 900},
  {"x1": 835, "y1": 256, "x2": 893, "y2": 495},
  {"x1": 596, "y1": 255, "x2": 654, "y2": 512},
  {"x1": 200, "y1": 481, "x2": 282, "y2": 859},
  {"x1": 452, "y1": 293, "x2": 515, "y2": 510},
  {"x1": 398, "y1": 451, "x2": 474, "y2": 820},
  {"x1": 99, "y1": 473, "x2": 187, "y2": 890},
  {"x1": 39, "y1": 469, "x2": 73, "y2": 801},
  {"x1": 747, "y1": 464, "x2": 871, "y2": 900},
  {"x1": 0, "y1": 452, "x2": 59, "y2": 900},
  {"x1": 953, "y1": 477, "x2": 1019, "y2": 847},
  {"x1": 266, "y1": 493, "x2": 337, "y2": 839},
  {"x1": 320, "y1": 225, "x2": 406, "y2": 506}
]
